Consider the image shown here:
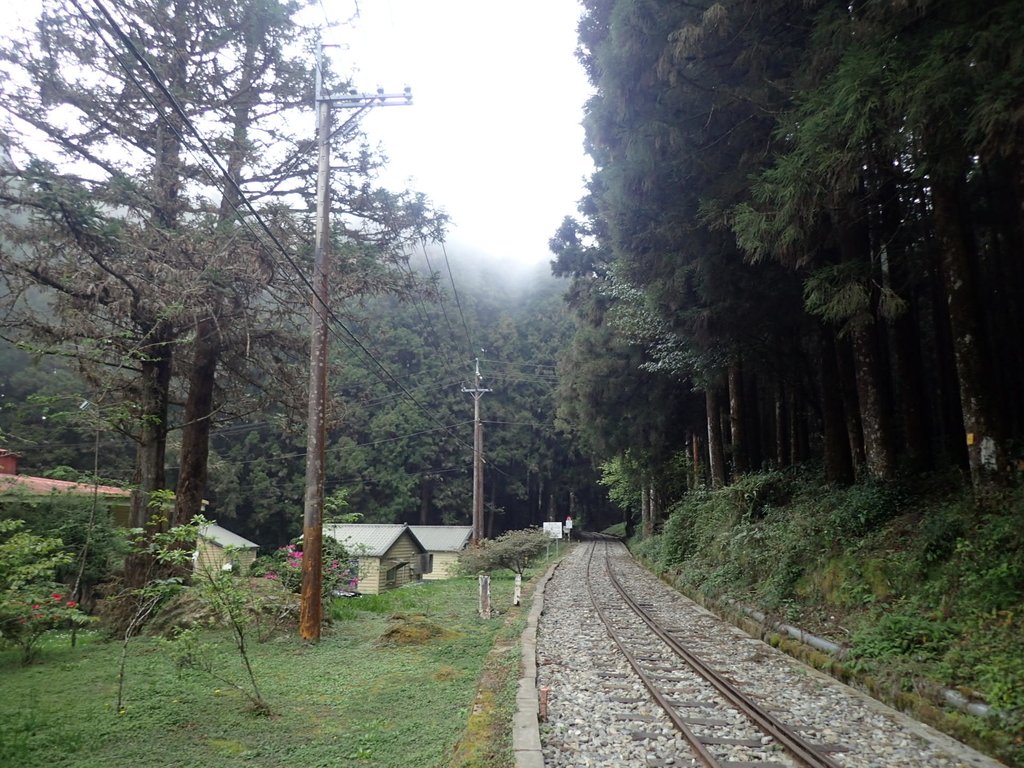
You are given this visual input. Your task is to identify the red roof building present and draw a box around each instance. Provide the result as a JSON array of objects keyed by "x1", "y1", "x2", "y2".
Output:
[{"x1": 0, "y1": 448, "x2": 130, "y2": 498}]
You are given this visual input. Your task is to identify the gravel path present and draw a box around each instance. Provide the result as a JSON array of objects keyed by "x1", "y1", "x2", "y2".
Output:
[{"x1": 534, "y1": 541, "x2": 1004, "y2": 768}]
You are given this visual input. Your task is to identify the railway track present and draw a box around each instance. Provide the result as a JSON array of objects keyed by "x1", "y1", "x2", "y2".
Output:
[
  {"x1": 537, "y1": 540, "x2": 1003, "y2": 768},
  {"x1": 585, "y1": 540, "x2": 843, "y2": 768}
]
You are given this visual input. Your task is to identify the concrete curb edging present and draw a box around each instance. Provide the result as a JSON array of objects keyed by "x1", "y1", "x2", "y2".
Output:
[{"x1": 513, "y1": 561, "x2": 560, "y2": 768}]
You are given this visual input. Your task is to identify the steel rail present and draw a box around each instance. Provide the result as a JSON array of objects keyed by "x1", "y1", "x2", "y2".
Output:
[
  {"x1": 599, "y1": 541, "x2": 842, "y2": 768},
  {"x1": 584, "y1": 542, "x2": 724, "y2": 767}
]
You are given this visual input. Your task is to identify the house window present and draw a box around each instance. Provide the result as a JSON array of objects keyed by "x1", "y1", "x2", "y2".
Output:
[{"x1": 385, "y1": 566, "x2": 399, "y2": 586}]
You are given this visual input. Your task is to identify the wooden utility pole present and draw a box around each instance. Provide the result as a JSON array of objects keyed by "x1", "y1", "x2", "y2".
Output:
[
  {"x1": 299, "y1": 43, "x2": 411, "y2": 642},
  {"x1": 463, "y1": 358, "x2": 491, "y2": 545},
  {"x1": 298, "y1": 58, "x2": 332, "y2": 642}
]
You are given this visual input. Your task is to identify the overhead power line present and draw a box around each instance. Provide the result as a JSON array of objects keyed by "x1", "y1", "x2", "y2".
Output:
[
  {"x1": 440, "y1": 240, "x2": 474, "y2": 355},
  {"x1": 72, "y1": 0, "x2": 474, "y2": 458},
  {"x1": 53, "y1": 3, "x2": 545, "y2": 525}
]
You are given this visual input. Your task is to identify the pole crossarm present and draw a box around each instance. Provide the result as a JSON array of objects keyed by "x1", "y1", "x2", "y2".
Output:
[{"x1": 325, "y1": 87, "x2": 413, "y2": 108}]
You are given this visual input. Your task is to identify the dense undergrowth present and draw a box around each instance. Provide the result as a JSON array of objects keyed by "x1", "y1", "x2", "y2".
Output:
[{"x1": 628, "y1": 469, "x2": 1024, "y2": 765}]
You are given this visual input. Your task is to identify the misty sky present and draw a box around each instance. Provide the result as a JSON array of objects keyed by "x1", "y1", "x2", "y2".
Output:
[{"x1": 333, "y1": 0, "x2": 594, "y2": 268}]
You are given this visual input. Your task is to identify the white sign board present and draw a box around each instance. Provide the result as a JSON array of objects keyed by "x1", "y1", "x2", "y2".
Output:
[
  {"x1": 564, "y1": 517, "x2": 573, "y2": 531},
  {"x1": 543, "y1": 521, "x2": 563, "y2": 539}
]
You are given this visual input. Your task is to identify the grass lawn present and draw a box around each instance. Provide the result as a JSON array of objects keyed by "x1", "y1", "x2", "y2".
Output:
[{"x1": 0, "y1": 572, "x2": 536, "y2": 768}]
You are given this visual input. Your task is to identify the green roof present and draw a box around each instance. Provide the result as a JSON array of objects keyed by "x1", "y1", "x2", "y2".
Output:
[
  {"x1": 408, "y1": 525, "x2": 472, "y2": 552},
  {"x1": 324, "y1": 524, "x2": 426, "y2": 557}
]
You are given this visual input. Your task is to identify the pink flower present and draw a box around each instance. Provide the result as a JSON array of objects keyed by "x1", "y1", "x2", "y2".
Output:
[
  {"x1": 66, "y1": 601, "x2": 78, "y2": 609},
  {"x1": 264, "y1": 572, "x2": 278, "y2": 580}
]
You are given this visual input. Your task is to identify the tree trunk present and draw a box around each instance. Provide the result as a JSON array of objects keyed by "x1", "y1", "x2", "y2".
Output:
[
  {"x1": 878, "y1": 173, "x2": 932, "y2": 473},
  {"x1": 706, "y1": 386, "x2": 727, "y2": 489},
  {"x1": 931, "y1": 173, "x2": 1009, "y2": 492},
  {"x1": 173, "y1": 317, "x2": 220, "y2": 528},
  {"x1": 536, "y1": 474, "x2": 543, "y2": 527},
  {"x1": 486, "y1": 474, "x2": 497, "y2": 539},
  {"x1": 849, "y1": 321, "x2": 896, "y2": 480},
  {"x1": 774, "y1": 382, "x2": 789, "y2": 468},
  {"x1": 419, "y1": 476, "x2": 432, "y2": 525},
  {"x1": 173, "y1": 19, "x2": 263, "y2": 531},
  {"x1": 787, "y1": 383, "x2": 810, "y2": 465},
  {"x1": 927, "y1": 238, "x2": 968, "y2": 467},
  {"x1": 889, "y1": 301, "x2": 932, "y2": 472},
  {"x1": 745, "y1": 374, "x2": 763, "y2": 471},
  {"x1": 837, "y1": 190, "x2": 897, "y2": 481},
  {"x1": 997, "y1": 157, "x2": 1024, "y2": 437},
  {"x1": 129, "y1": 322, "x2": 174, "y2": 529},
  {"x1": 819, "y1": 327, "x2": 854, "y2": 485},
  {"x1": 641, "y1": 483, "x2": 652, "y2": 536},
  {"x1": 690, "y1": 431, "x2": 702, "y2": 490},
  {"x1": 836, "y1": 335, "x2": 865, "y2": 471},
  {"x1": 728, "y1": 362, "x2": 747, "y2": 475},
  {"x1": 124, "y1": 321, "x2": 174, "y2": 588}
]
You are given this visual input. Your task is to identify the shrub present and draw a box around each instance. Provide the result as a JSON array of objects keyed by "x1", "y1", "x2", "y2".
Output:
[
  {"x1": 848, "y1": 611, "x2": 959, "y2": 669},
  {"x1": 0, "y1": 519, "x2": 94, "y2": 663},
  {"x1": 250, "y1": 538, "x2": 359, "y2": 598},
  {"x1": 458, "y1": 529, "x2": 550, "y2": 576},
  {"x1": 821, "y1": 480, "x2": 905, "y2": 541},
  {"x1": 951, "y1": 513, "x2": 1024, "y2": 614},
  {"x1": 724, "y1": 469, "x2": 793, "y2": 520},
  {"x1": 0, "y1": 488, "x2": 129, "y2": 605}
]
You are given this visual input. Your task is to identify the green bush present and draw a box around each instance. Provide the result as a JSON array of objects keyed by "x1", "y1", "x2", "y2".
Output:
[
  {"x1": 457, "y1": 529, "x2": 550, "y2": 577},
  {"x1": 819, "y1": 480, "x2": 905, "y2": 541},
  {"x1": 951, "y1": 511, "x2": 1024, "y2": 614},
  {"x1": 0, "y1": 520, "x2": 95, "y2": 663},
  {"x1": 0, "y1": 489, "x2": 129, "y2": 599},
  {"x1": 249, "y1": 538, "x2": 359, "y2": 599},
  {"x1": 848, "y1": 612, "x2": 959, "y2": 668},
  {"x1": 723, "y1": 469, "x2": 793, "y2": 520}
]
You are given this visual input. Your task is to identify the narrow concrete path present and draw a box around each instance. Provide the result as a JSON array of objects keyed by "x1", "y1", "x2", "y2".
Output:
[{"x1": 513, "y1": 561, "x2": 558, "y2": 768}]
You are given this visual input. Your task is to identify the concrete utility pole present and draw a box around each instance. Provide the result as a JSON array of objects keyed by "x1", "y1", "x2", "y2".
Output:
[
  {"x1": 299, "y1": 44, "x2": 412, "y2": 642},
  {"x1": 462, "y1": 358, "x2": 491, "y2": 546}
]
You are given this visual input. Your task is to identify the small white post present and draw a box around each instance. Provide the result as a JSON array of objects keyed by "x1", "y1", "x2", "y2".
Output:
[
  {"x1": 478, "y1": 574, "x2": 491, "y2": 618},
  {"x1": 513, "y1": 573, "x2": 522, "y2": 606}
]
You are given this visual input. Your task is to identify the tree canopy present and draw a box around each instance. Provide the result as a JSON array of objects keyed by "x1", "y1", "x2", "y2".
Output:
[{"x1": 553, "y1": 0, "x2": 1024, "y2": 520}]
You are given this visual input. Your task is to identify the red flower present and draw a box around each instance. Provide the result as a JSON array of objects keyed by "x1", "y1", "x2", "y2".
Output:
[
  {"x1": 51, "y1": 593, "x2": 63, "y2": 601},
  {"x1": 66, "y1": 601, "x2": 78, "y2": 609}
]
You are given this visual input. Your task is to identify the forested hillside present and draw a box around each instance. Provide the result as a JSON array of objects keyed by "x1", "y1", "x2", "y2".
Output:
[
  {"x1": 199, "y1": 259, "x2": 615, "y2": 546},
  {"x1": 0, "y1": 256, "x2": 611, "y2": 547}
]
